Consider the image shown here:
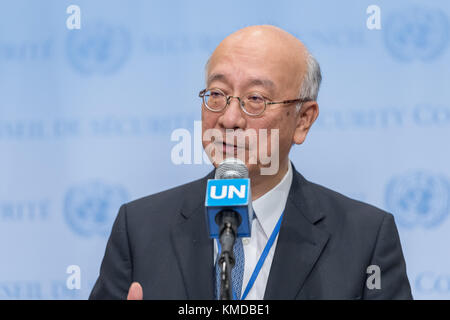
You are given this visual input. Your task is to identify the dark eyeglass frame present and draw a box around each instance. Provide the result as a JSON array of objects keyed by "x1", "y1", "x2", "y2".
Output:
[{"x1": 199, "y1": 88, "x2": 312, "y2": 116}]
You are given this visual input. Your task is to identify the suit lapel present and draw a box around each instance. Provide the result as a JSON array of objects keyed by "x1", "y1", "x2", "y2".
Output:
[
  {"x1": 170, "y1": 166, "x2": 330, "y2": 300},
  {"x1": 170, "y1": 171, "x2": 215, "y2": 299},
  {"x1": 264, "y1": 169, "x2": 330, "y2": 299}
]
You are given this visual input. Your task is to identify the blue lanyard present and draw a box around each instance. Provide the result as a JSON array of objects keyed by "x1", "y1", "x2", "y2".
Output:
[{"x1": 216, "y1": 211, "x2": 284, "y2": 300}]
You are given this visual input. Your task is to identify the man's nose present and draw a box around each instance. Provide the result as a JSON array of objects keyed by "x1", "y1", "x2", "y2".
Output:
[{"x1": 217, "y1": 96, "x2": 246, "y2": 130}]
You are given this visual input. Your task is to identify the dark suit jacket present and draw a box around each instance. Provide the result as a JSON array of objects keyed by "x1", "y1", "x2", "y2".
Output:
[{"x1": 89, "y1": 165, "x2": 412, "y2": 299}]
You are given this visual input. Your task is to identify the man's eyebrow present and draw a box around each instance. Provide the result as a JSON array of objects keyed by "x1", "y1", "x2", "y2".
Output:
[
  {"x1": 207, "y1": 73, "x2": 276, "y2": 90},
  {"x1": 247, "y1": 78, "x2": 276, "y2": 90},
  {"x1": 207, "y1": 73, "x2": 227, "y2": 86}
]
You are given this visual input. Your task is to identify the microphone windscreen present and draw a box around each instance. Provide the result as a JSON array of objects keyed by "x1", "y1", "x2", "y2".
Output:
[{"x1": 215, "y1": 158, "x2": 248, "y2": 179}]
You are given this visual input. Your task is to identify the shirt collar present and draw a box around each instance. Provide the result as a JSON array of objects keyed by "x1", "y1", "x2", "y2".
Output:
[{"x1": 251, "y1": 161, "x2": 293, "y2": 238}]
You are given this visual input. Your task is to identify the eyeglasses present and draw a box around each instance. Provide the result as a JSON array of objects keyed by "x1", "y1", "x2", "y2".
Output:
[{"x1": 199, "y1": 88, "x2": 312, "y2": 117}]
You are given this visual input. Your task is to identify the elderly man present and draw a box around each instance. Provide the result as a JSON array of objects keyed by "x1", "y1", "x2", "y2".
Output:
[{"x1": 90, "y1": 25, "x2": 412, "y2": 300}]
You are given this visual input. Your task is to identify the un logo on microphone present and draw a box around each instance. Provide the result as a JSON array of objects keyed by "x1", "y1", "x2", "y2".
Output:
[
  {"x1": 385, "y1": 172, "x2": 450, "y2": 229},
  {"x1": 384, "y1": 6, "x2": 449, "y2": 62},
  {"x1": 66, "y1": 21, "x2": 131, "y2": 75},
  {"x1": 64, "y1": 181, "x2": 129, "y2": 237}
]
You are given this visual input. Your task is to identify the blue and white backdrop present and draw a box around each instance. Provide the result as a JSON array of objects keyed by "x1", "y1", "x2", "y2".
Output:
[{"x1": 0, "y1": 0, "x2": 449, "y2": 299}]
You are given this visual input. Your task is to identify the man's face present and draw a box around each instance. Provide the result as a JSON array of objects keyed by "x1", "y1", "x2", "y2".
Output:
[{"x1": 201, "y1": 31, "x2": 305, "y2": 177}]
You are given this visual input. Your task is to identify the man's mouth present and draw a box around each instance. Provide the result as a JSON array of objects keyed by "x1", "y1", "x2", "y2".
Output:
[
  {"x1": 222, "y1": 142, "x2": 238, "y2": 153},
  {"x1": 210, "y1": 141, "x2": 245, "y2": 153}
]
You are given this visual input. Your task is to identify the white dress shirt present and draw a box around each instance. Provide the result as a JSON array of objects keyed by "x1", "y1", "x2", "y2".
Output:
[{"x1": 214, "y1": 161, "x2": 293, "y2": 300}]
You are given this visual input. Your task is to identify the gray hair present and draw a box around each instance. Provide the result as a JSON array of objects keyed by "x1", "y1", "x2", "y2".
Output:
[{"x1": 296, "y1": 52, "x2": 322, "y2": 111}]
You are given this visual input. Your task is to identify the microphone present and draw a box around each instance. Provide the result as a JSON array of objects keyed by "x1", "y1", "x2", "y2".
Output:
[
  {"x1": 205, "y1": 158, "x2": 253, "y2": 239},
  {"x1": 205, "y1": 158, "x2": 253, "y2": 300}
]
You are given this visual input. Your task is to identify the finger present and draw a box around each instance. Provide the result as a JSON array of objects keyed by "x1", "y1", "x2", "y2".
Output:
[{"x1": 127, "y1": 282, "x2": 143, "y2": 300}]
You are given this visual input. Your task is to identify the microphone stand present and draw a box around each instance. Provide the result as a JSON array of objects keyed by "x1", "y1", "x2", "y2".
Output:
[{"x1": 217, "y1": 210, "x2": 241, "y2": 300}]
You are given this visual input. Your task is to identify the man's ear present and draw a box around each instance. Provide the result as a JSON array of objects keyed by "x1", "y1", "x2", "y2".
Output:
[{"x1": 293, "y1": 101, "x2": 319, "y2": 145}]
